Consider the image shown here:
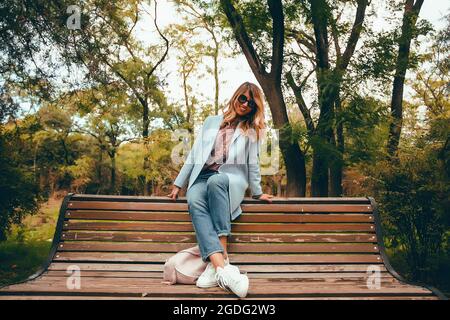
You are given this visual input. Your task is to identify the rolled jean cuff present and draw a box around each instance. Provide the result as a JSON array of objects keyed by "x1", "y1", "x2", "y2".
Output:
[
  {"x1": 217, "y1": 231, "x2": 231, "y2": 237},
  {"x1": 204, "y1": 249, "x2": 224, "y2": 262}
]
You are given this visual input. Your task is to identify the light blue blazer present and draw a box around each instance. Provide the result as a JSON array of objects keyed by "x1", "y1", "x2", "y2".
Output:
[{"x1": 174, "y1": 114, "x2": 263, "y2": 220}]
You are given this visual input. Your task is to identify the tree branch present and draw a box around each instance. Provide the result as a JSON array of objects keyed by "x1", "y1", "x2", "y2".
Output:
[
  {"x1": 309, "y1": 0, "x2": 330, "y2": 69},
  {"x1": 286, "y1": 71, "x2": 315, "y2": 135},
  {"x1": 220, "y1": 0, "x2": 267, "y2": 77},
  {"x1": 286, "y1": 28, "x2": 317, "y2": 55},
  {"x1": 268, "y1": 0, "x2": 284, "y2": 80},
  {"x1": 337, "y1": 0, "x2": 368, "y2": 72},
  {"x1": 147, "y1": 0, "x2": 170, "y2": 78}
]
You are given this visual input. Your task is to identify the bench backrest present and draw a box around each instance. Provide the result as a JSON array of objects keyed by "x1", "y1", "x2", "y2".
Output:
[{"x1": 53, "y1": 195, "x2": 383, "y2": 270}]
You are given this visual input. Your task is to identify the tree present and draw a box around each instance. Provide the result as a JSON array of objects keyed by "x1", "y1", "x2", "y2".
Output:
[
  {"x1": 0, "y1": 89, "x2": 40, "y2": 240},
  {"x1": 70, "y1": 83, "x2": 136, "y2": 194},
  {"x1": 173, "y1": 0, "x2": 225, "y2": 116},
  {"x1": 283, "y1": 0, "x2": 369, "y2": 196},
  {"x1": 58, "y1": 0, "x2": 169, "y2": 195},
  {"x1": 221, "y1": 0, "x2": 306, "y2": 196},
  {"x1": 387, "y1": 0, "x2": 425, "y2": 161},
  {"x1": 166, "y1": 23, "x2": 202, "y2": 131},
  {"x1": 409, "y1": 13, "x2": 450, "y2": 173}
]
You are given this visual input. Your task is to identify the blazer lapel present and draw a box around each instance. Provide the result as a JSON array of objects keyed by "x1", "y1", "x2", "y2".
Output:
[
  {"x1": 229, "y1": 121, "x2": 243, "y2": 147},
  {"x1": 201, "y1": 115, "x2": 222, "y2": 163}
]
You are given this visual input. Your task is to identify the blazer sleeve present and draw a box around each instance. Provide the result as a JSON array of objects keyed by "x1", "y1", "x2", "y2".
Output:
[
  {"x1": 248, "y1": 135, "x2": 263, "y2": 197},
  {"x1": 173, "y1": 117, "x2": 210, "y2": 189}
]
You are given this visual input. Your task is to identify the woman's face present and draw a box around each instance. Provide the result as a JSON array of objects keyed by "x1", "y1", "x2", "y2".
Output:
[{"x1": 234, "y1": 90, "x2": 255, "y2": 117}]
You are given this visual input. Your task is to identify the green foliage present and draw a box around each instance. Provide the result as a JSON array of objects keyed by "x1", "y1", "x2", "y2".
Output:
[
  {"x1": 354, "y1": 30, "x2": 398, "y2": 83},
  {"x1": 0, "y1": 133, "x2": 41, "y2": 240},
  {"x1": 64, "y1": 155, "x2": 96, "y2": 193},
  {"x1": 354, "y1": 17, "x2": 433, "y2": 86},
  {"x1": 116, "y1": 129, "x2": 177, "y2": 194},
  {"x1": 364, "y1": 143, "x2": 449, "y2": 284},
  {"x1": 340, "y1": 95, "x2": 389, "y2": 165}
]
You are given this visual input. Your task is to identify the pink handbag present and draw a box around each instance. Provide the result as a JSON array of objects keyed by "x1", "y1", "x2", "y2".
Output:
[{"x1": 162, "y1": 245, "x2": 208, "y2": 285}]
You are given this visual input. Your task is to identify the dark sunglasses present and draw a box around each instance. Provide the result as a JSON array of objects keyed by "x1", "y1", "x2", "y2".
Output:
[{"x1": 237, "y1": 94, "x2": 257, "y2": 109}]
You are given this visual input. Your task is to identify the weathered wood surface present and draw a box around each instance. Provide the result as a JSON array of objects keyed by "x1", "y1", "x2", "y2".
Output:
[{"x1": 0, "y1": 195, "x2": 443, "y2": 300}]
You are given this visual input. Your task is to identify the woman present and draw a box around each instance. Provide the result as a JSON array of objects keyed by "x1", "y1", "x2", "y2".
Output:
[{"x1": 167, "y1": 82, "x2": 273, "y2": 298}]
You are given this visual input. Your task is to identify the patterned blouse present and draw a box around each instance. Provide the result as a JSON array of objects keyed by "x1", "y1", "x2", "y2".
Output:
[{"x1": 201, "y1": 119, "x2": 242, "y2": 173}]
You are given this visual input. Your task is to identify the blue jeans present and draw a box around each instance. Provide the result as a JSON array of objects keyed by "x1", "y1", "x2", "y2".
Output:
[{"x1": 186, "y1": 169, "x2": 231, "y2": 262}]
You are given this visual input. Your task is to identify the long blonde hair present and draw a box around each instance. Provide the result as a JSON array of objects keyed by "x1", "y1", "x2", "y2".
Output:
[{"x1": 221, "y1": 82, "x2": 266, "y2": 142}]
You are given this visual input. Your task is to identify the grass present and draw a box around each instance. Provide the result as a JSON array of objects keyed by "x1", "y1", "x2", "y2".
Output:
[
  {"x1": 0, "y1": 241, "x2": 52, "y2": 287},
  {"x1": 0, "y1": 197, "x2": 61, "y2": 287}
]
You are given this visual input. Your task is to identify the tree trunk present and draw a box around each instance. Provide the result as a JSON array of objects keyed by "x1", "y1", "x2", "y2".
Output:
[
  {"x1": 276, "y1": 174, "x2": 282, "y2": 197},
  {"x1": 183, "y1": 70, "x2": 191, "y2": 124},
  {"x1": 309, "y1": 0, "x2": 332, "y2": 197},
  {"x1": 142, "y1": 100, "x2": 151, "y2": 196},
  {"x1": 387, "y1": 0, "x2": 424, "y2": 160},
  {"x1": 261, "y1": 83, "x2": 306, "y2": 196},
  {"x1": 308, "y1": 0, "x2": 367, "y2": 196},
  {"x1": 330, "y1": 95, "x2": 344, "y2": 196},
  {"x1": 213, "y1": 48, "x2": 219, "y2": 115},
  {"x1": 311, "y1": 75, "x2": 337, "y2": 196},
  {"x1": 221, "y1": 0, "x2": 306, "y2": 196},
  {"x1": 110, "y1": 151, "x2": 116, "y2": 194},
  {"x1": 97, "y1": 147, "x2": 103, "y2": 194}
]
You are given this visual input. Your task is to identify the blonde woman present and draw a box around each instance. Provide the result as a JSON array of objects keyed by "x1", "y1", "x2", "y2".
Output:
[{"x1": 167, "y1": 82, "x2": 273, "y2": 298}]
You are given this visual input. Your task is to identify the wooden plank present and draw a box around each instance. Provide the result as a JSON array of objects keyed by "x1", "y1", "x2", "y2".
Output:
[
  {"x1": 68, "y1": 201, "x2": 373, "y2": 213},
  {"x1": 48, "y1": 263, "x2": 165, "y2": 272},
  {"x1": 0, "y1": 278, "x2": 432, "y2": 297},
  {"x1": 43, "y1": 271, "x2": 164, "y2": 278},
  {"x1": 231, "y1": 233, "x2": 377, "y2": 243},
  {"x1": 53, "y1": 252, "x2": 383, "y2": 263},
  {"x1": 66, "y1": 211, "x2": 374, "y2": 223},
  {"x1": 42, "y1": 270, "x2": 394, "y2": 280},
  {"x1": 238, "y1": 264, "x2": 388, "y2": 273},
  {"x1": 35, "y1": 275, "x2": 402, "y2": 287},
  {"x1": 47, "y1": 263, "x2": 388, "y2": 273},
  {"x1": 62, "y1": 231, "x2": 377, "y2": 243},
  {"x1": 242, "y1": 204, "x2": 373, "y2": 213},
  {"x1": 62, "y1": 231, "x2": 198, "y2": 242},
  {"x1": 0, "y1": 276, "x2": 419, "y2": 290},
  {"x1": 58, "y1": 241, "x2": 380, "y2": 253},
  {"x1": 68, "y1": 201, "x2": 187, "y2": 211},
  {"x1": 70, "y1": 194, "x2": 371, "y2": 203},
  {"x1": 63, "y1": 221, "x2": 376, "y2": 233}
]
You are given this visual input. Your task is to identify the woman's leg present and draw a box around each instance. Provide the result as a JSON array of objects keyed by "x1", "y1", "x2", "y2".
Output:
[
  {"x1": 186, "y1": 173, "x2": 225, "y2": 263},
  {"x1": 206, "y1": 173, "x2": 231, "y2": 268}
]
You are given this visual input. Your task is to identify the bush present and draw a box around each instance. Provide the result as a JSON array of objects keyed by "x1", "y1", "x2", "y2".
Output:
[
  {"x1": 0, "y1": 133, "x2": 42, "y2": 241},
  {"x1": 364, "y1": 145, "x2": 449, "y2": 286}
]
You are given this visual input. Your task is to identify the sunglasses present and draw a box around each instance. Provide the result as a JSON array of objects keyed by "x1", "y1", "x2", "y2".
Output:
[{"x1": 237, "y1": 94, "x2": 257, "y2": 109}]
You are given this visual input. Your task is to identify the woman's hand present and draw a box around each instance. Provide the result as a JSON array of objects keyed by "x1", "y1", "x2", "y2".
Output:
[
  {"x1": 257, "y1": 193, "x2": 274, "y2": 203},
  {"x1": 167, "y1": 185, "x2": 181, "y2": 201}
]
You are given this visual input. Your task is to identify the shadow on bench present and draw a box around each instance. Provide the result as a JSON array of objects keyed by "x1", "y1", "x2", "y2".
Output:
[{"x1": 0, "y1": 194, "x2": 446, "y2": 300}]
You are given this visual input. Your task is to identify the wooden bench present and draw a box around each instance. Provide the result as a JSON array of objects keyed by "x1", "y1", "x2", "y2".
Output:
[{"x1": 0, "y1": 194, "x2": 446, "y2": 300}]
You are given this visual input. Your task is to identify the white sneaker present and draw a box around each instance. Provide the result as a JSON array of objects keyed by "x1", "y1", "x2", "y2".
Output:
[
  {"x1": 215, "y1": 264, "x2": 249, "y2": 298},
  {"x1": 196, "y1": 257, "x2": 230, "y2": 288}
]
